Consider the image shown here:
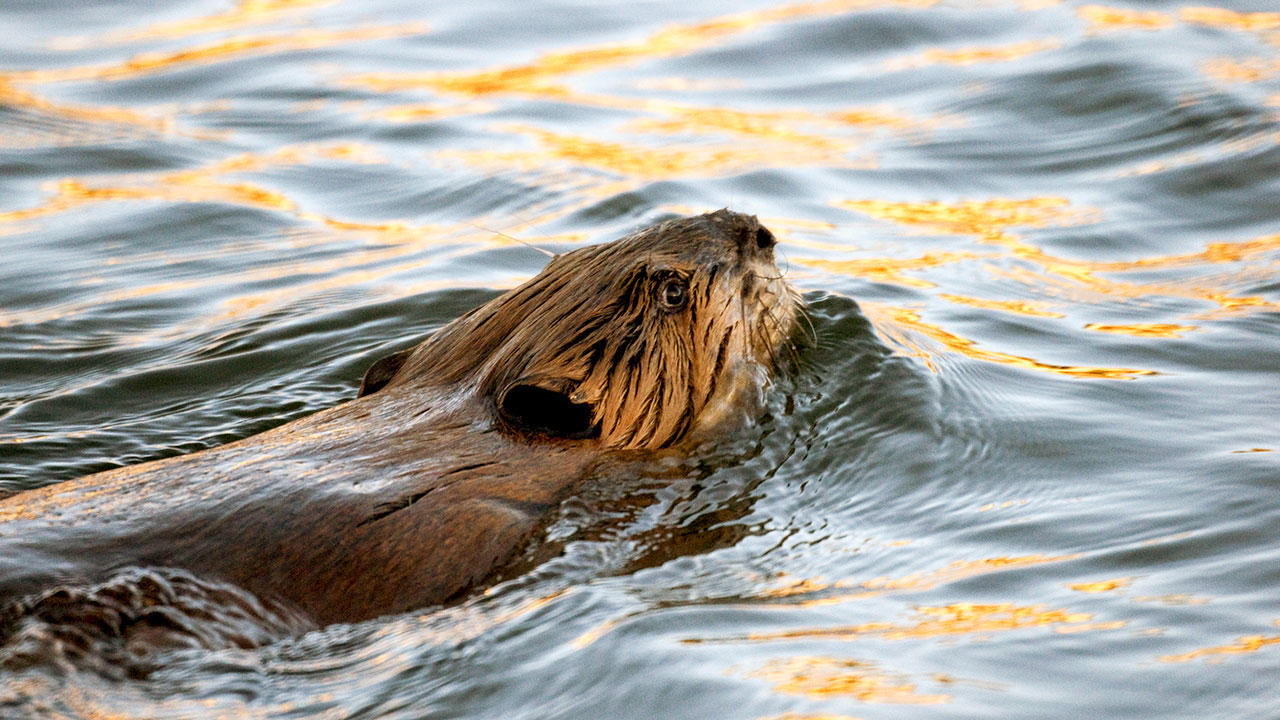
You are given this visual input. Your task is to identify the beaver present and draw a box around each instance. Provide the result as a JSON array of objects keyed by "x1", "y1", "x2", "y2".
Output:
[{"x1": 0, "y1": 210, "x2": 801, "y2": 664}]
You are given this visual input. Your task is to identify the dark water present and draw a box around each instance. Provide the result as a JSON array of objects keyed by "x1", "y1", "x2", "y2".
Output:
[{"x1": 2, "y1": 0, "x2": 1279, "y2": 717}]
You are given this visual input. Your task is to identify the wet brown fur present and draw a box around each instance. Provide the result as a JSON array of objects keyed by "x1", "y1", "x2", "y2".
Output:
[{"x1": 0, "y1": 210, "x2": 800, "y2": 652}]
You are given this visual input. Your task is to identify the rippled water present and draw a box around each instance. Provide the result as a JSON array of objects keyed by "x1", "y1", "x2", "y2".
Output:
[{"x1": 2, "y1": 0, "x2": 1279, "y2": 717}]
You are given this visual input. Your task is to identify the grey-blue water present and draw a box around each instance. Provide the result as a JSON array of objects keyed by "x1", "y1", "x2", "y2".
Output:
[{"x1": 2, "y1": 0, "x2": 1278, "y2": 717}]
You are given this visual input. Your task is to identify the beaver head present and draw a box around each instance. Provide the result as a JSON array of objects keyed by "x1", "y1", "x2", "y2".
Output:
[{"x1": 359, "y1": 209, "x2": 802, "y2": 450}]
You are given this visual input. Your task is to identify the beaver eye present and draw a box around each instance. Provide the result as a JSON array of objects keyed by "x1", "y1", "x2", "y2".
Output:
[{"x1": 658, "y1": 277, "x2": 689, "y2": 311}]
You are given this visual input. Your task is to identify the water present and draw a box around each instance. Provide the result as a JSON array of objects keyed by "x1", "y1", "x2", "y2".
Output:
[{"x1": 1, "y1": 0, "x2": 1278, "y2": 716}]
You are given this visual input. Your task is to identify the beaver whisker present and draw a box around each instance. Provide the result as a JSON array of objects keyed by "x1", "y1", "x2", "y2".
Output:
[
  {"x1": 749, "y1": 289, "x2": 781, "y2": 374},
  {"x1": 767, "y1": 313, "x2": 796, "y2": 372},
  {"x1": 755, "y1": 280, "x2": 804, "y2": 372},
  {"x1": 760, "y1": 302, "x2": 800, "y2": 371},
  {"x1": 752, "y1": 270, "x2": 812, "y2": 351},
  {"x1": 470, "y1": 223, "x2": 557, "y2": 259},
  {"x1": 794, "y1": 295, "x2": 817, "y2": 348}
]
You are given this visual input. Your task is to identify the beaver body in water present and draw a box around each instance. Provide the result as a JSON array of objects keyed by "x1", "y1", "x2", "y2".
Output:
[{"x1": 0, "y1": 210, "x2": 800, "y2": 665}]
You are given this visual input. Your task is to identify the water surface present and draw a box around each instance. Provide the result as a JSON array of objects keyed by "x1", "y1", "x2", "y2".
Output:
[{"x1": 1, "y1": 0, "x2": 1278, "y2": 717}]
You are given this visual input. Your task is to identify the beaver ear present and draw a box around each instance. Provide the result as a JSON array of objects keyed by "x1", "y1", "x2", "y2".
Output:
[
  {"x1": 497, "y1": 377, "x2": 599, "y2": 439},
  {"x1": 357, "y1": 348, "x2": 414, "y2": 397}
]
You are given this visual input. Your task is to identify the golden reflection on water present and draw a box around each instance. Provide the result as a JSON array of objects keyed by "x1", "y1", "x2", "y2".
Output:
[
  {"x1": 350, "y1": 0, "x2": 936, "y2": 99},
  {"x1": 748, "y1": 656, "x2": 950, "y2": 704},
  {"x1": 743, "y1": 602, "x2": 1103, "y2": 644},
  {"x1": 939, "y1": 294, "x2": 1064, "y2": 318},
  {"x1": 52, "y1": 0, "x2": 335, "y2": 49},
  {"x1": 1179, "y1": 7, "x2": 1280, "y2": 33},
  {"x1": 0, "y1": 140, "x2": 606, "y2": 333},
  {"x1": 644, "y1": 104, "x2": 926, "y2": 138},
  {"x1": 0, "y1": 75, "x2": 181, "y2": 144},
  {"x1": 1132, "y1": 594, "x2": 1209, "y2": 606},
  {"x1": 1068, "y1": 578, "x2": 1130, "y2": 593},
  {"x1": 836, "y1": 197, "x2": 1089, "y2": 244},
  {"x1": 1202, "y1": 57, "x2": 1280, "y2": 83},
  {"x1": 797, "y1": 252, "x2": 990, "y2": 289},
  {"x1": 12, "y1": 24, "x2": 428, "y2": 84},
  {"x1": 0, "y1": 16, "x2": 426, "y2": 150},
  {"x1": 441, "y1": 124, "x2": 871, "y2": 181},
  {"x1": 0, "y1": 231, "x2": 528, "y2": 333},
  {"x1": 759, "y1": 576, "x2": 842, "y2": 600},
  {"x1": 339, "y1": 0, "x2": 944, "y2": 186},
  {"x1": 824, "y1": 197, "x2": 1280, "y2": 373},
  {"x1": 628, "y1": 106, "x2": 902, "y2": 152},
  {"x1": 978, "y1": 500, "x2": 1028, "y2": 513},
  {"x1": 1083, "y1": 323, "x2": 1198, "y2": 338},
  {"x1": 376, "y1": 100, "x2": 497, "y2": 123},
  {"x1": 0, "y1": 176, "x2": 284, "y2": 226},
  {"x1": 1069, "y1": 5, "x2": 1280, "y2": 35},
  {"x1": 1077, "y1": 5, "x2": 1174, "y2": 32},
  {"x1": 572, "y1": 556, "x2": 1089, "y2": 657},
  {"x1": 0, "y1": 143, "x2": 375, "y2": 227},
  {"x1": 863, "y1": 304, "x2": 1157, "y2": 379},
  {"x1": 575, "y1": 557, "x2": 1095, "y2": 654},
  {"x1": 1160, "y1": 633, "x2": 1280, "y2": 663},
  {"x1": 730, "y1": 555, "x2": 1078, "y2": 611},
  {"x1": 861, "y1": 556, "x2": 1077, "y2": 593},
  {"x1": 916, "y1": 40, "x2": 1063, "y2": 67}
]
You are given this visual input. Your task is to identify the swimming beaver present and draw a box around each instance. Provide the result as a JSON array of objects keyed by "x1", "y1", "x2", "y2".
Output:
[{"x1": 0, "y1": 210, "x2": 801, "y2": 664}]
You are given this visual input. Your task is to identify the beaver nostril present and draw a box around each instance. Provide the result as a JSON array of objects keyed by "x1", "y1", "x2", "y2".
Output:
[{"x1": 755, "y1": 226, "x2": 776, "y2": 250}]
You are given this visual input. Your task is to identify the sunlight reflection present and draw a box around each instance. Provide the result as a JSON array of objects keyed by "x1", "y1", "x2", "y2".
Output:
[
  {"x1": 0, "y1": 140, "x2": 613, "y2": 332},
  {"x1": 748, "y1": 656, "x2": 950, "y2": 704},
  {"x1": 12, "y1": 24, "x2": 427, "y2": 84},
  {"x1": 740, "y1": 603, "x2": 1101, "y2": 644},
  {"x1": 0, "y1": 143, "x2": 378, "y2": 226},
  {"x1": 938, "y1": 294, "x2": 1065, "y2": 319},
  {"x1": 0, "y1": 75, "x2": 182, "y2": 143},
  {"x1": 349, "y1": 0, "x2": 937, "y2": 98},
  {"x1": 1201, "y1": 57, "x2": 1280, "y2": 83},
  {"x1": 836, "y1": 197, "x2": 1089, "y2": 245},
  {"x1": 50, "y1": 0, "x2": 336, "y2": 48},
  {"x1": 736, "y1": 555, "x2": 1078, "y2": 610},
  {"x1": 1083, "y1": 323, "x2": 1197, "y2": 338},
  {"x1": 837, "y1": 199, "x2": 1280, "y2": 324},
  {"x1": 1179, "y1": 7, "x2": 1280, "y2": 33},
  {"x1": 797, "y1": 252, "x2": 990, "y2": 289},
  {"x1": 1068, "y1": 578, "x2": 1131, "y2": 593},
  {"x1": 1077, "y1": 5, "x2": 1174, "y2": 32},
  {"x1": 884, "y1": 40, "x2": 1062, "y2": 71},
  {"x1": 1160, "y1": 633, "x2": 1280, "y2": 663},
  {"x1": 862, "y1": 304, "x2": 1157, "y2": 379},
  {"x1": 441, "y1": 125, "x2": 871, "y2": 181}
]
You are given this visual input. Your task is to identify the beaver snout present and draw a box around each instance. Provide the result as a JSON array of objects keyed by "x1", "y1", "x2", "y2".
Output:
[{"x1": 714, "y1": 209, "x2": 776, "y2": 260}]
